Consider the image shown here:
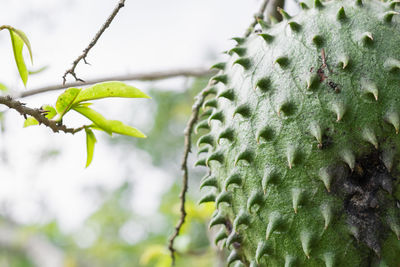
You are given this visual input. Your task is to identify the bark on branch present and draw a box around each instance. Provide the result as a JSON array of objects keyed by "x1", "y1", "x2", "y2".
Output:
[{"x1": 0, "y1": 96, "x2": 85, "y2": 134}]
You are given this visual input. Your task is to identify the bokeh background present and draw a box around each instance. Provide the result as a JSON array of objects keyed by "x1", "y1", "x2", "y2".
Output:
[{"x1": 0, "y1": 1, "x2": 297, "y2": 266}]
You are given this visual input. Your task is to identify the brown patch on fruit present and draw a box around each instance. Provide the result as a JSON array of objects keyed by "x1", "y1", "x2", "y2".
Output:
[
  {"x1": 317, "y1": 67, "x2": 327, "y2": 82},
  {"x1": 331, "y1": 151, "x2": 398, "y2": 257},
  {"x1": 311, "y1": 48, "x2": 342, "y2": 93}
]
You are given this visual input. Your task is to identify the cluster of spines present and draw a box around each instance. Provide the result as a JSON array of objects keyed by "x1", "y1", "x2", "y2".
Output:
[
  {"x1": 198, "y1": 166, "x2": 348, "y2": 265},
  {"x1": 199, "y1": 1, "x2": 400, "y2": 149},
  {"x1": 202, "y1": 169, "x2": 398, "y2": 265},
  {"x1": 195, "y1": 0, "x2": 400, "y2": 265}
]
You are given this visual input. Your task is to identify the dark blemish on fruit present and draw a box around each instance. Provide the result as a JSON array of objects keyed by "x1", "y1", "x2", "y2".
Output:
[
  {"x1": 331, "y1": 152, "x2": 399, "y2": 258},
  {"x1": 328, "y1": 80, "x2": 340, "y2": 93},
  {"x1": 318, "y1": 134, "x2": 333, "y2": 150}
]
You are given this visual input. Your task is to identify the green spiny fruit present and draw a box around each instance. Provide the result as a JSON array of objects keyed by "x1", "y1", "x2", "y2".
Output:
[{"x1": 196, "y1": 0, "x2": 400, "y2": 266}]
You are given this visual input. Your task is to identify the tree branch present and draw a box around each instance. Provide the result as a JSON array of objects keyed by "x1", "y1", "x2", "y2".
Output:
[
  {"x1": 62, "y1": 0, "x2": 126, "y2": 84},
  {"x1": 168, "y1": 80, "x2": 216, "y2": 265},
  {"x1": 168, "y1": 0, "x2": 272, "y2": 264},
  {"x1": 21, "y1": 67, "x2": 215, "y2": 98},
  {"x1": 265, "y1": 0, "x2": 285, "y2": 22},
  {"x1": 0, "y1": 96, "x2": 85, "y2": 134}
]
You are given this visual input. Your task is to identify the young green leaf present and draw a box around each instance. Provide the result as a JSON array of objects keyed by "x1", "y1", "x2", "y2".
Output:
[
  {"x1": 76, "y1": 102, "x2": 93, "y2": 107},
  {"x1": 9, "y1": 29, "x2": 28, "y2": 86},
  {"x1": 105, "y1": 120, "x2": 146, "y2": 138},
  {"x1": 73, "y1": 105, "x2": 146, "y2": 138},
  {"x1": 0, "y1": 83, "x2": 7, "y2": 92},
  {"x1": 73, "y1": 81, "x2": 150, "y2": 104},
  {"x1": 23, "y1": 117, "x2": 39, "y2": 127},
  {"x1": 72, "y1": 105, "x2": 112, "y2": 134},
  {"x1": 22, "y1": 105, "x2": 56, "y2": 128},
  {"x1": 42, "y1": 105, "x2": 57, "y2": 119},
  {"x1": 55, "y1": 87, "x2": 81, "y2": 118},
  {"x1": 29, "y1": 66, "x2": 48, "y2": 75},
  {"x1": 85, "y1": 128, "x2": 97, "y2": 167},
  {"x1": 11, "y1": 28, "x2": 33, "y2": 63}
]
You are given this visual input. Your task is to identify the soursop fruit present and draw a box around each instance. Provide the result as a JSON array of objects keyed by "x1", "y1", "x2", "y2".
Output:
[{"x1": 195, "y1": 0, "x2": 400, "y2": 266}]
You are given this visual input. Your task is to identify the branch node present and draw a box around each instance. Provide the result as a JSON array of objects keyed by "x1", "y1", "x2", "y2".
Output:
[{"x1": 83, "y1": 57, "x2": 91, "y2": 65}]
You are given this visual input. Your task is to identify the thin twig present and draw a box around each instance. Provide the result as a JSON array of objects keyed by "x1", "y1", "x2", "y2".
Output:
[
  {"x1": 0, "y1": 96, "x2": 85, "y2": 134},
  {"x1": 265, "y1": 0, "x2": 285, "y2": 23},
  {"x1": 167, "y1": 80, "x2": 215, "y2": 265},
  {"x1": 21, "y1": 68, "x2": 215, "y2": 98},
  {"x1": 245, "y1": 0, "x2": 270, "y2": 37},
  {"x1": 168, "y1": 0, "x2": 272, "y2": 264},
  {"x1": 62, "y1": 0, "x2": 126, "y2": 84}
]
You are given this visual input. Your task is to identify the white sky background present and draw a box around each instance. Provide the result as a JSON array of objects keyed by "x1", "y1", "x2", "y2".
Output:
[{"x1": 0, "y1": 0, "x2": 298, "y2": 232}]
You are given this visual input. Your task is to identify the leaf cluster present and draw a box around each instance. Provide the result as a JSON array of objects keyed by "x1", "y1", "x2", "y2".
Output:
[
  {"x1": 1, "y1": 25, "x2": 151, "y2": 167},
  {"x1": 25, "y1": 81, "x2": 151, "y2": 167}
]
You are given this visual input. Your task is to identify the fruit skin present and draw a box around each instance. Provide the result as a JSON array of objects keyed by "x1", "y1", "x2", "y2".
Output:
[{"x1": 196, "y1": 0, "x2": 400, "y2": 266}]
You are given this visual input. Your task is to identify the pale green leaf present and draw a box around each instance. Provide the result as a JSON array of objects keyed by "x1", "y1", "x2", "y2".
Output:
[
  {"x1": 42, "y1": 105, "x2": 57, "y2": 119},
  {"x1": 73, "y1": 81, "x2": 150, "y2": 104},
  {"x1": 73, "y1": 105, "x2": 146, "y2": 138},
  {"x1": 29, "y1": 66, "x2": 48, "y2": 75},
  {"x1": 76, "y1": 102, "x2": 93, "y2": 107},
  {"x1": 85, "y1": 128, "x2": 97, "y2": 168},
  {"x1": 12, "y1": 28, "x2": 33, "y2": 63},
  {"x1": 72, "y1": 105, "x2": 112, "y2": 134},
  {"x1": 22, "y1": 106, "x2": 56, "y2": 127},
  {"x1": 55, "y1": 87, "x2": 81, "y2": 118},
  {"x1": 9, "y1": 29, "x2": 28, "y2": 86},
  {"x1": 0, "y1": 83, "x2": 8, "y2": 92},
  {"x1": 89, "y1": 121, "x2": 145, "y2": 138},
  {"x1": 107, "y1": 120, "x2": 146, "y2": 138},
  {"x1": 23, "y1": 117, "x2": 39, "y2": 127}
]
